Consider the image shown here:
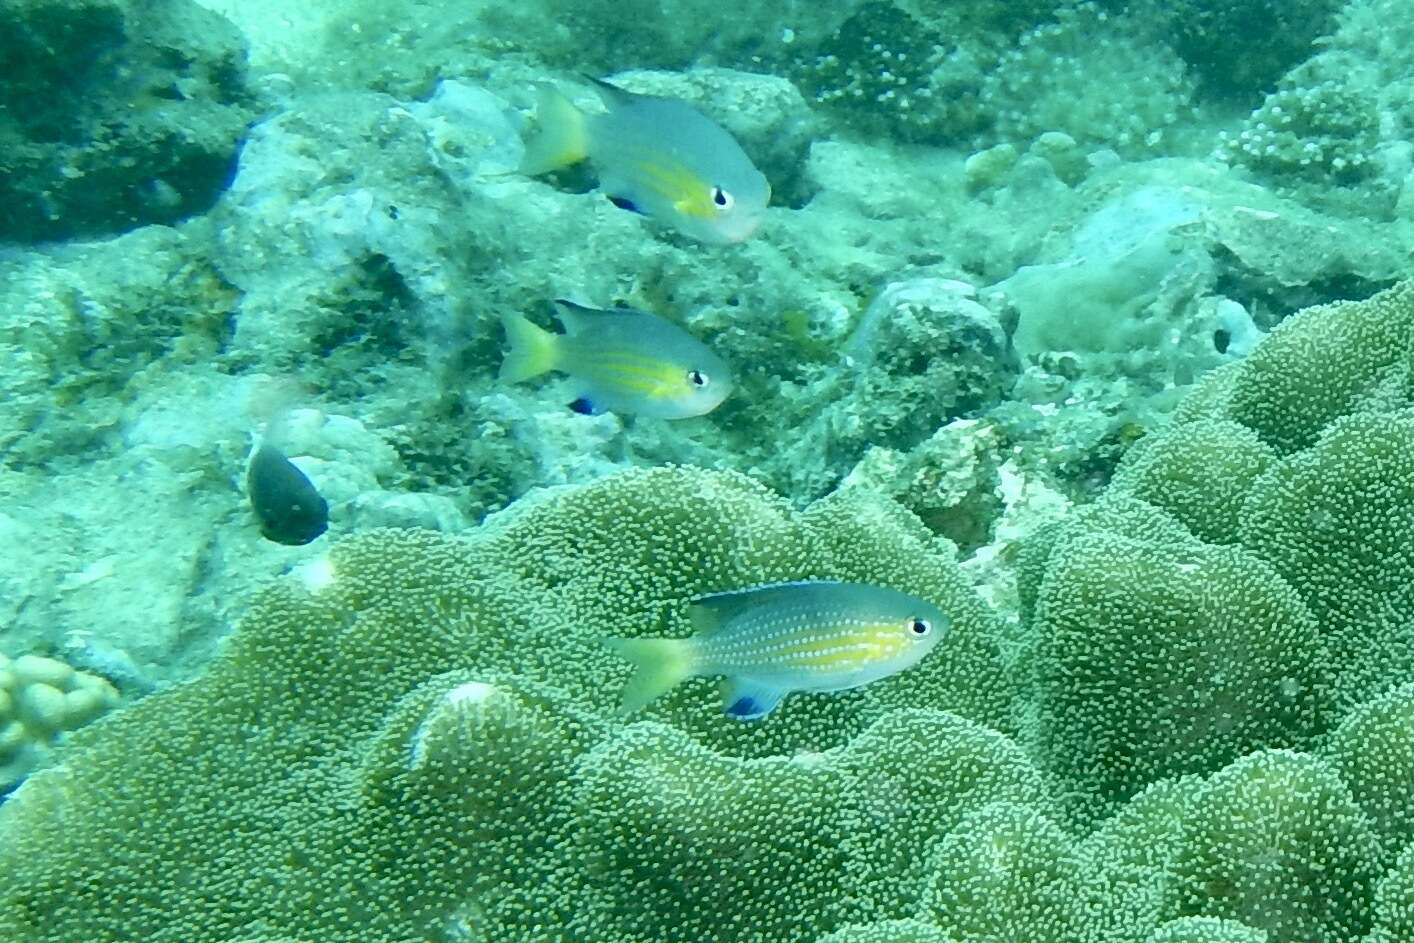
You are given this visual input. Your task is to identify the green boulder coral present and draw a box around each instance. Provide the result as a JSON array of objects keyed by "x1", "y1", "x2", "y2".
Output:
[
  {"x1": 833, "y1": 710, "x2": 1048, "y2": 920},
  {"x1": 1145, "y1": 917, "x2": 1267, "y2": 943},
  {"x1": 569, "y1": 721, "x2": 850, "y2": 943},
  {"x1": 1217, "y1": 281, "x2": 1414, "y2": 454},
  {"x1": 814, "y1": 920, "x2": 959, "y2": 943},
  {"x1": 1108, "y1": 418, "x2": 1276, "y2": 544},
  {"x1": 1025, "y1": 522, "x2": 1327, "y2": 825},
  {"x1": 0, "y1": 466, "x2": 1014, "y2": 942},
  {"x1": 1239, "y1": 411, "x2": 1414, "y2": 713},
  {"x1": 1371, "y1": 841, "x2": 1414, "y2": 943},
  {"x1": 9, "y1": 272, "x2": 1414, "y2": 942},
  {"x1": 1073, "y1": 777, "x2": 1206, "y2": 943},
  {"x1": 1167, "y1": 750, "x2": 1379, "y2": 942},
  {"x1": 573, "y1": 709, "x2": 1042, "y2": 941},
  {"x1": 1322, "y1": 682, "x2": 1414, "y2": 867},
  {"x1": 921, "y1": 800, "x2": 1083, "y2": 942}
]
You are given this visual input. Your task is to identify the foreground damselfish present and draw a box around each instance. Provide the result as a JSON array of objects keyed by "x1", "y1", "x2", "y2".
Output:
[{"x1": 606, "y1": 579, "x2": 950, "y2": 720}]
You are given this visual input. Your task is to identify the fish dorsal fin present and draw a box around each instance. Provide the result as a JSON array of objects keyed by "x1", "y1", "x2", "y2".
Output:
[
  {"x1": 586, "y1": 76, "x2": 636, "y2": 109},
  {"x1": 552, "y1": 298, "x2": 638, "y2": 336},
  {"x1": 552, "y1": 298, "x2": 607, "y2": 335},
  {"x1": 688, "y1": 580, "x2": 844, "y2": 636},
  {"x1": 721, "y1": 678, "x2": 786, "y2": 721},
  {"x1": 687, "y1": 587, "x2": 761, "y2": 635}
]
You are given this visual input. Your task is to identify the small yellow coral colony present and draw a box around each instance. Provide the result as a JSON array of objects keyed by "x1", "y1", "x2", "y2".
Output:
[{"x1": 0, "y1": 653, "x2": 120, "y2": 789}]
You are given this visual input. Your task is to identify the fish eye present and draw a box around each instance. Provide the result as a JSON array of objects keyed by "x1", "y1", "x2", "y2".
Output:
[
  {"x1": 710, "y1": 186, "x2": 734, "y2": 211},
  {"x1": 908, "y1": 617, "x2": 931, "y2": 637},
  {"x1": 687, "y1": 369, "x2": 710, "y2": 388}
]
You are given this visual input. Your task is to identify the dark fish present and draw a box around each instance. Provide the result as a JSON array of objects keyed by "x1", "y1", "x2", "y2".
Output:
[{"x1": 247, "y1": 444, "x2": 328, "y2": 546}]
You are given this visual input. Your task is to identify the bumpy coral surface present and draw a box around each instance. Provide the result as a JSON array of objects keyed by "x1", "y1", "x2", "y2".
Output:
[
  {"x1": 0, "y1": 653, "x2": 120, "y2": 792},
  {"x1": 979, "y1": 4, "x2": 1196, "y2": 157},
  {"x1": 1218, "y1": 77, "x2": 1380, "y2": 182},
  {"x1": 1131, "y1": 0, "x2": 1344, "y2": 98},
  {"x1": 4, "y1": 281, "x2": 1414, "y2": 943},
  {"x1": 5, "y1": 279, "x2": 1414, "y2": 941},
  {"x1": 0, "y1": 467, "x2": 1012, "y2": 942}
]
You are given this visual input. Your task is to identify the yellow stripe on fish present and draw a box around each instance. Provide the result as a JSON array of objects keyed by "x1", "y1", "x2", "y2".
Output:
[
  {"x1": 767, "y1": 628, "x2": 912, "y2": 669},
  {"x1": 624, "y1": 157, "x2": 718, "y2": 221},
  {"x1": 604, "y1": 581, "x2": 951, "y2": 721},
  {"x1": 587, "y1": 354, "x2": 683, "y2": 383}
]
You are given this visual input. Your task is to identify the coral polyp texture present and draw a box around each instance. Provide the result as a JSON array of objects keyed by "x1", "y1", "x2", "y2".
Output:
[
  {"x1": 0, "y1": 466, "x2": 1012, "y2": 942},
  {"x1": 6, "y1": 279, "x2": 1414, "y2": 941}
]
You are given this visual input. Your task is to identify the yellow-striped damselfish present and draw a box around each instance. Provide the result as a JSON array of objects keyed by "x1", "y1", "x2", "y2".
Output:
[
  {"x1": 520, "y1": 78, "x2": 771, "y2": 244},
  {"x1": 606, "y1": 580, "x2": 950, "y2": 720},
  {"x1": 500, "y1": 299, "x2": 732, "y2": 419}
]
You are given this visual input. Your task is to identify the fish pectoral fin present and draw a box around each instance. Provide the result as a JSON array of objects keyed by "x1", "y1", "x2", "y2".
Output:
[{"x1": 721, "y1": 679, "x2": 786, "y2": 721}]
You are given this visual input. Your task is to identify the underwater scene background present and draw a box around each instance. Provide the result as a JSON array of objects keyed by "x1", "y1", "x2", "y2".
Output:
[{"x1": 3, "y1": 0, "x2": 1414, "y2": 939}]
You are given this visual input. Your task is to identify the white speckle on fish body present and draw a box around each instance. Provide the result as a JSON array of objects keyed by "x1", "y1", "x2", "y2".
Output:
[{"x1": 605, "y1": 580, "x2": 950, "y2": 721}]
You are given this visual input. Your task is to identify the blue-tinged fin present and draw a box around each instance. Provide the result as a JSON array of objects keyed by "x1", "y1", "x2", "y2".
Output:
[
  {"x1": 568, "y1": 396, "x2": 599, "y2": 415},
  {"x1": 721, "y1": 678, "x2": 786, "y2": 721},
  {"x1": 689, "y1": 580, "x2": 849, "y2": 635},
  {"x1": 604, "y1": 637, "x2": 695, "y2": 714},
  {"x1": 607, "y1": 194, "x2": 644, "y2": 215}
]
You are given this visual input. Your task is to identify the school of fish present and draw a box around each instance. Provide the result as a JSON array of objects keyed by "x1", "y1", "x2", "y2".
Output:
[{"x1": 246, "y1": 75, "x2": 956, "y2": 720}]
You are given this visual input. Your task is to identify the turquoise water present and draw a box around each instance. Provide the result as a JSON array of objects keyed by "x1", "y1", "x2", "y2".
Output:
[{"x1": 2, "y1": 0, "x2": 1414, "y2": 939}]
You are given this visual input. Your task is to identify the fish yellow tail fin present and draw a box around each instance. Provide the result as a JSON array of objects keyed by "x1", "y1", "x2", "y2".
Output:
[
  {"x1": 519, "y1": 85, "x2": 589, "y2": 176},
  {"x1": 603, "y1": 637, "x2": 694, "y2": 714},
  {"x1": 499, "y1": 312, "x2": 560, "y2": 383}
]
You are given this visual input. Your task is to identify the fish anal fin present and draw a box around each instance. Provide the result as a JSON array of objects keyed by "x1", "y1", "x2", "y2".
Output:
[
  {"x1": 721, "y1": 678, "x2": 786, "y2": 721},
  {"x1": 607, "y1": 193, "x2": 644, "y2": 215}
]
